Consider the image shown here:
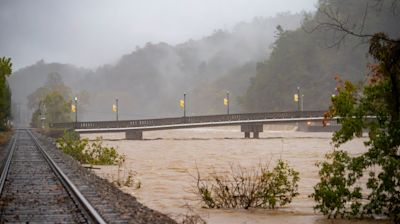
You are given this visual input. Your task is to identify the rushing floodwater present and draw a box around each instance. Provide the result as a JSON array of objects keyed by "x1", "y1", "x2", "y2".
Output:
[{"x1": 83, "y1": 125, "x2": 390, "y2": 224}]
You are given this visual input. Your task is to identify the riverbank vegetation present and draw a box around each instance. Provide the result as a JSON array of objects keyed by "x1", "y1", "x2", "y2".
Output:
[
  {"x1": 194, "y1": 159, "x2": 299, "y2": 209},
  {"x1": 57, "y1": 130, "x2": 142, "y2": 191},
  {"x1": 311, "y1": 30, "x2": 400, "y2": 223},
  {"x1": 56, "y1": 130, "x2": 123, "y2": 165},
  {"x1": 110, "y1": 154, "x2": 141, "y2": 189}
]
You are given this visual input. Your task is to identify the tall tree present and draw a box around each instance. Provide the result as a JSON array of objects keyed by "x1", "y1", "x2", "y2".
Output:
[
  {"x1": 28, "y1": 73, "x2": 73, "y2": 127},
  {"x1": 309, "y1": 1, "x2": 400, "y2": 222},
  {"x1": 27, "y1": 72, "x2": 71, "y2": 110},
  {"x1": 30, "y1": 91, "x2": 71, "y2": 128},
  {"x1": 0, "y1": 57, "x2": 12, "y2": 131},
  {"x1": 312, "y1": 34, "x2": 400, "y2": 222}
]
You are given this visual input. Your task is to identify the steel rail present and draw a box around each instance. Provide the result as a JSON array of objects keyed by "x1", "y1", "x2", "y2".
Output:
[
  {"x1": 26, "y1": 129, "x2": 106, "y2": 224},
  {"x1": 0, "y1": 134, "x2": 17, "y2": 196}
]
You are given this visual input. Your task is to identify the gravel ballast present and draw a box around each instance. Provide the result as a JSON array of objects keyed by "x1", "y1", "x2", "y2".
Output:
[{"x1": 34, "y1": 131, "x2": 177, "y2": 224}]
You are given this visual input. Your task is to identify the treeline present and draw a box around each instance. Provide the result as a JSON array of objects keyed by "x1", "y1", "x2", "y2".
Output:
[
  {"x1": 0, "y1": 57, "x2": 12, "y2": 130},
  {"x1": 242, "y1": 0, "x2": 400, "y2": 112}
]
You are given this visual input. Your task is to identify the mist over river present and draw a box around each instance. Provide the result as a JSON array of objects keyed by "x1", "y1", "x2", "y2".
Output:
[{"x1": 83, "y1": 126, "x2": 390, "y2": 224}]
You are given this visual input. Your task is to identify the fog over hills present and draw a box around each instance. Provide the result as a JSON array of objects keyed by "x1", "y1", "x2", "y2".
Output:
[
  {"x1": 242, "y1": 0, "x2": 400, "y2": 112},
  {"x1": 8, "y1": 13, "x2": 304, "y2": 123}
]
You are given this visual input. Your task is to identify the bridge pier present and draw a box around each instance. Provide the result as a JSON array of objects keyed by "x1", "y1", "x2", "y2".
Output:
[
  {"x1": 253, "y1": 132, "x2": 259, "y2": 139},
  {"x1": 125, "y1": 130, "x2": 143, "y2": 140},
  {"x1": 241, "y1": 124, "x2": 263, "y2": 139}
]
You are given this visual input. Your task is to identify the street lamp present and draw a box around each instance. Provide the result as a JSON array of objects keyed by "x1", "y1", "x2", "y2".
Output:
[
  {"x1": 295, "y1": 87, "x2": 304, "y2": 111},
  {"x1": 224, "y1": 91, "x2": 230, "y2": 115},
  {"x1": 179, "y1": 93, "x2": 187, "y2": 118},
  {"x1": 116, "y1": 98, "x2": 119, "y2": 121},
  {"x1": 297, "y1": 87, "x2": 301, "y2": 111},
  {"x1": 74, "y1": 96, "x2": 78, "y2": 123},
  {"x1": 183, "y1": 93, "x2": 186, "y2": 117}
]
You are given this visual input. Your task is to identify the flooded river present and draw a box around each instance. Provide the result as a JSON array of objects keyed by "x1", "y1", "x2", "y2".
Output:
[{"x1": 82, "y1": 125, "x2": 390, "y2": 224}]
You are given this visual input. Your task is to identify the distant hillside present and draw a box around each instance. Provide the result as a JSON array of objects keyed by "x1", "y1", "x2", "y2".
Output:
[
  {"x1": 8, "y1": 60, "x2": 90, "y2": 124},
  {"x1": 9, "y1": 13, "x2": 304, "y2": 122},
  {"x1": 242, "y1": 0, "x2": 400, "y2": 112}
]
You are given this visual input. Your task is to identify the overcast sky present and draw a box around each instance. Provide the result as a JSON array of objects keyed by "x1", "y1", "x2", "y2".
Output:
[{"x1": 0, "y1": 0, "x2": 317, "y2": 70}]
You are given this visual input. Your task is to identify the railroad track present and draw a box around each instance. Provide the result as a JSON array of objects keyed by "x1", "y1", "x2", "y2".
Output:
[
  {"x1": 0, "y1": 129, "x2": 106, "y2": 223},
  {"x1": 0, "y1": 129, "x2": 177, "y2": 223}
]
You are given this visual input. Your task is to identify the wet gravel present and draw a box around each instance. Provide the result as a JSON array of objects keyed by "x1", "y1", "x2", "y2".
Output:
[
  {"x1": 33, "y1": 131, "x2": 177, "y2": 224},
  {"x1": 0, "y1": 131, "x2": 86, "y2": 223}
]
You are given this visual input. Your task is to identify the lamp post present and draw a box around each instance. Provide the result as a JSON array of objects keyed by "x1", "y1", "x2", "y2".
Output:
[
  {"x1": 116, "y1": 98, "x2": 119, "y2": 121},
  {"x1": 297, "y1": 87, "x2": 301, "y2": 111},
  {"x1": 74, "y1": 96, "x2": 78, "y2": 123},
  {"x1": 226, "y1": 91, "x2": 230, "y2": 115},
  {"x1": 183, "y1": 93, "x2": 186, "y2": 117}
]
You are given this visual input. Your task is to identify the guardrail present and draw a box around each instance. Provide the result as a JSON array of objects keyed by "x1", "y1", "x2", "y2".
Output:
[{"x1": 50, "y1": 110, "x2": 326, "y2": 129}]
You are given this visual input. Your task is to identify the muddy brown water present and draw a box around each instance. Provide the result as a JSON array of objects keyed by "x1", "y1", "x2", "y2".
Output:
[{"x1": 82, "y1": 125, "x2": 390, "y2": 224}]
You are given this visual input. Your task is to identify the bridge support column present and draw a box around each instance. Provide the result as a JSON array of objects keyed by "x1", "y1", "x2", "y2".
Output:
[
  {"x1": 297, "y1": 122, "x2": 308, "y2": 132},
  {"x1": 241, "y1": 124, "x2": 263, "y2": 139},
  {"x1": 125, "y1": 130, "x2": 143, "y2": 140},
  {"x1": 253, "y1": 132, "x2": 259, "y2": 139}
]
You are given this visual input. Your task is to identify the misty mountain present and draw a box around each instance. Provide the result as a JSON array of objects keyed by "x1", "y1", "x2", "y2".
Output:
[{"x1": 9, "y1": 12, "x2": 304, "y2": 122}]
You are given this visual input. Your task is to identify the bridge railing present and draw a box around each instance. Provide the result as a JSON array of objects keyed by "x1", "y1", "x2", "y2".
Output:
[{"x1": 50, "y1": 110, "x2": 326, "y2": 129}]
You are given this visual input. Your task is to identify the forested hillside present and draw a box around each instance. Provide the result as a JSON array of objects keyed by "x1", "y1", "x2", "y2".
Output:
[
  {"x1": 8, "y1": 60, "x2": 89, "y2": 124},
  {"x1": 9, "y1": 13, "x2": 303, "y2": 122},
  {"x1": 242, "y1": 0, "x2": 400, "y2": 112}
]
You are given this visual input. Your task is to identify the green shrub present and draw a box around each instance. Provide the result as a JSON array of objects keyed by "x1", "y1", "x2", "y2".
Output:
[
  {"x1": 195, "y1": 159, "x2": 299, "y2": 209},
  {"x1": 86, "y1": 137, "x2": 120, "y2": 165},
  {"x1": 310, "y1": 150, "x2": 364, "y2": 218},
  {"x1": 56, "y1": 130, "x2": 122, "y2": 165},
  {"x1": 56, "y1": 130, "x2": 90, "y2": 163},
  {"x1": 111, "y1": 155, "x2": 141, "y2": 189}
]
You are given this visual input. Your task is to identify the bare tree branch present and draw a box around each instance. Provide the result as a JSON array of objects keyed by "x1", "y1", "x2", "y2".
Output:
[{"x1": 303, "y1": 0, "x2": 400, "y2": 48}]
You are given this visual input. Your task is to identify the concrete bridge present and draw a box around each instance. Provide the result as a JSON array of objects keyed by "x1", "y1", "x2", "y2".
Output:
[{"x1": 50, "y1": 110, "x2": 332, "y2": 140}]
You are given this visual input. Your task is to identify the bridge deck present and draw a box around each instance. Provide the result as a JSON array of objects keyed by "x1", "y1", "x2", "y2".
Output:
[
  {"x1": 74, "y1": 116, "x2": 326, "y2": 133},
  {"x1": 51, "y1": 110, "x2": 327, "y2": 131}
]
